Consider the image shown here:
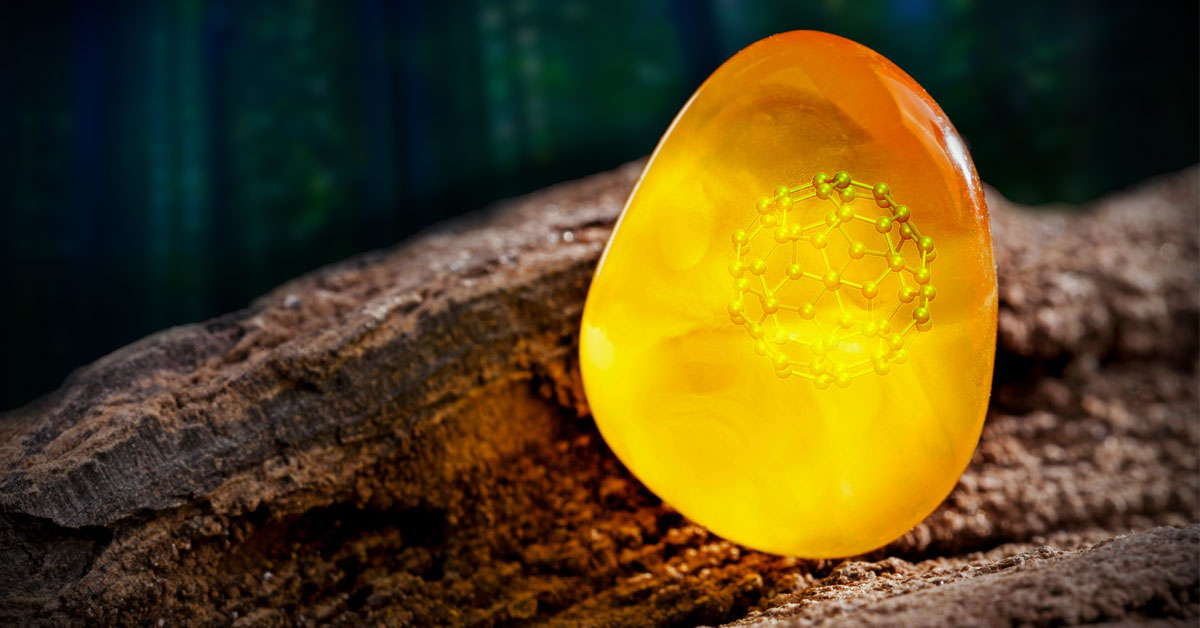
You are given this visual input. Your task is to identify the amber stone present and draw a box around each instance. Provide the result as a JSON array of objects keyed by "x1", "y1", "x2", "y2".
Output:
[{"x1": 581, "y1": 31, "x2": 996, "y2": 557}]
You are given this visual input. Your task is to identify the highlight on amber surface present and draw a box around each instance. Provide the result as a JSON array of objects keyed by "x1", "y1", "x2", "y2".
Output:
[{"x1": 580, "y1": 31, "x2": 998, "y2": 558}]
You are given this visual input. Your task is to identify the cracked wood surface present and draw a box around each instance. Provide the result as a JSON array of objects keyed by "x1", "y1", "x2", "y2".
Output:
[{"x1": 0, "y1": 161, "x2": 1196, "y2": 627}]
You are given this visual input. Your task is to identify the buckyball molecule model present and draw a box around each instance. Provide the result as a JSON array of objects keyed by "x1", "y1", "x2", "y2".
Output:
[{"x1": 580, "y1": 31, "x2": 997, "y2": 558}]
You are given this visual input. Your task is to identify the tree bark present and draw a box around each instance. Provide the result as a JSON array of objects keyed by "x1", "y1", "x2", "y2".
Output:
[{"x1": 1, "y1": 162, "x2": 1196, "y2": 627}]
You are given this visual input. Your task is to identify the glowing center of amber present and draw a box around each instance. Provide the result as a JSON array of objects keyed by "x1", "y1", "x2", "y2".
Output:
[{"x1": 727, "y1": 171, "x2": 936, "y2": 388}]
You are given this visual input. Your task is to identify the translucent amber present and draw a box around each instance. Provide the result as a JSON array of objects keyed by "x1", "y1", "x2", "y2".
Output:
[{"x1": 580, "y1": 31, "x2": 997, "y2": 557}]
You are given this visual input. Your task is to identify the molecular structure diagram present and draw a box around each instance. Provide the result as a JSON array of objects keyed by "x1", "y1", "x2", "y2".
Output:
[{"x1": 726, "y1": 171, "x2": 937, "y2": 389}]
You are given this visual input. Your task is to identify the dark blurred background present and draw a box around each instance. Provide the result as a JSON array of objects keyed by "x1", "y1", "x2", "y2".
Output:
[{"x1": 1, "y1": 0, "x2": 1197, "y2": 411}]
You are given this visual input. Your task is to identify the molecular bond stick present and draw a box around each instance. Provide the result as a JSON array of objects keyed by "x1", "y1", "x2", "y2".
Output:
[{"x1": 727, "y1": 171, "x2": 937, "y2": 389}]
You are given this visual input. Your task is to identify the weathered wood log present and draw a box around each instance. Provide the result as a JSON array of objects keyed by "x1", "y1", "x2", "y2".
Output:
[
  {"x1": 727, "y1": 526, "x2": 1199, "y2": 628},
  {"x1": 1, "y1": 162, "x2": 1196, "y2": 627}
]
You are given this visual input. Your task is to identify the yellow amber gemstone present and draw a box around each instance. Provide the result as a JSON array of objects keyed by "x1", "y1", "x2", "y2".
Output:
[{"x1": 580, "y1": 31, "x2": 997, "y2": 557}]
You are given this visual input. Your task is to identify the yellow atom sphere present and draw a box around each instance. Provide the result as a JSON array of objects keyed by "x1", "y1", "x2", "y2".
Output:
[{"x1": 580, "y1": 31, "x2": 997, "y2": 558}]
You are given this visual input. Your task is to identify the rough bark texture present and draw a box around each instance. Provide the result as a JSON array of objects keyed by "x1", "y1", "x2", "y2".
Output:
[{"x1": 0, "y1": 161, "x2": 1196, "y2": 627}]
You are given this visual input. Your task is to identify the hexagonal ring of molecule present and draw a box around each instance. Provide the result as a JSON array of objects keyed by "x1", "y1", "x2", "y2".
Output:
[{"x1": 726, "y1": 171, "x2": 937, "y2": 389}]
